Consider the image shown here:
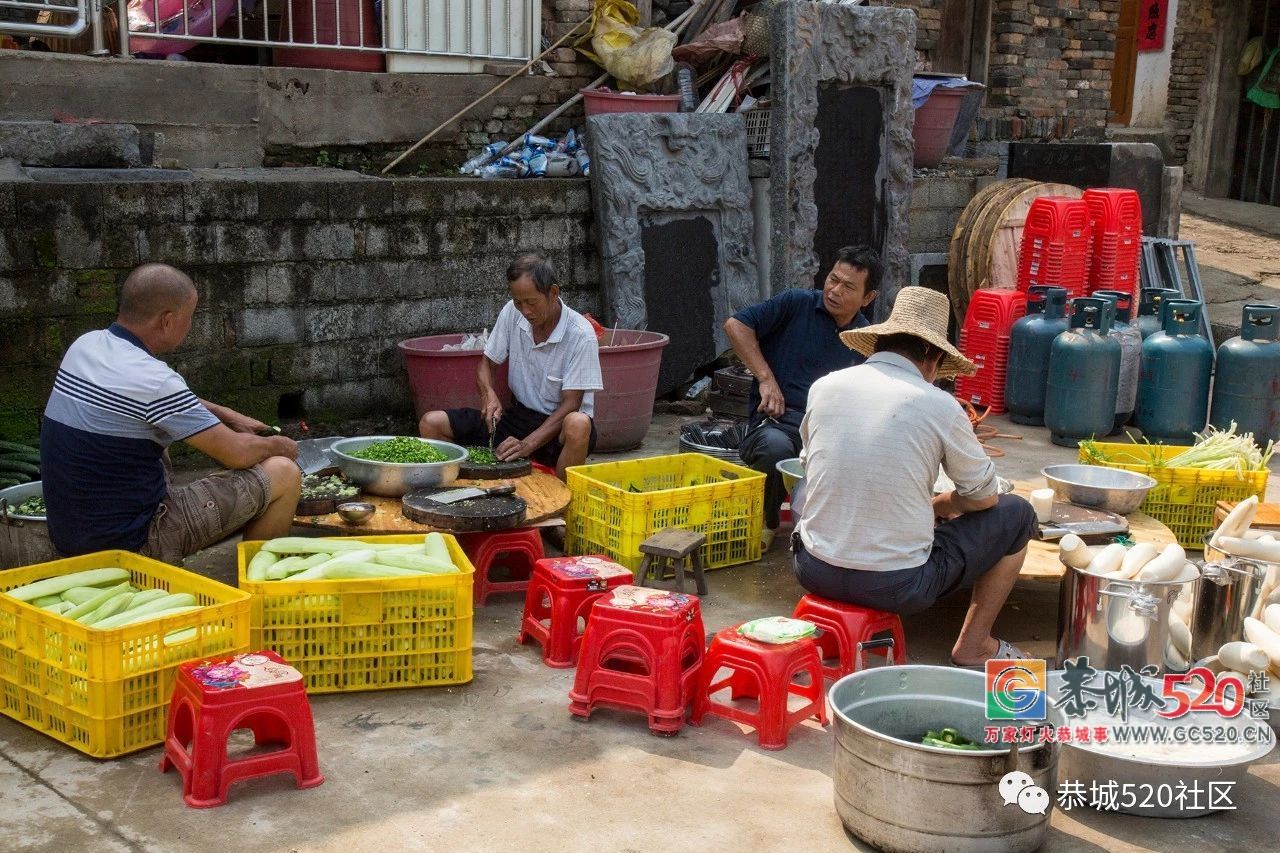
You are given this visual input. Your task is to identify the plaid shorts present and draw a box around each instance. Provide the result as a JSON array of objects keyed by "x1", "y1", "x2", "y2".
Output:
[{"x1": 141, "y1": 465, "x2": 271, "y2": 565}]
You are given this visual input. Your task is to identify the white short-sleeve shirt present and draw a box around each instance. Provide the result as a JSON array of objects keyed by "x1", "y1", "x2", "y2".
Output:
[{"x1": 484, "y1": 300, "x2": 603, "y2": 417}]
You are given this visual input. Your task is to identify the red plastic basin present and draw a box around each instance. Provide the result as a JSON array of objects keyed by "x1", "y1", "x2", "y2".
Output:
[{"x1": 398, "y1": 334, "x2": 510, "y2": 420}]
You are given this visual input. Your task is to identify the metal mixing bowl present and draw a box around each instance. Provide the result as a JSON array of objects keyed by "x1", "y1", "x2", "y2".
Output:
[
  {"x1": 336, "y1": 501, "x2": 375, "y2": 525},
  {"x1": 1042, "y1": 464, "x2": 1156, "y2": 514},
  {"x1": 776, "y1": 458, "x2": 804, "y2": 493},
  {"x1": 331, "y1": 437, "x2": 466, "y2": 497}
]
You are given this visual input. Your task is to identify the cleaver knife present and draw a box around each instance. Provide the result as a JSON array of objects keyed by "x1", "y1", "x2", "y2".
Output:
[{"x1": 427, "y1": 483, "x2": 517, "y2": 504}]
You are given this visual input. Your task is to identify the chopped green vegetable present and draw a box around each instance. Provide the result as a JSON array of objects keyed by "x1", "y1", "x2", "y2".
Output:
[
  {"x1": 350, "y1": 437, "x2": 449, "y2": 464},
  {"x1": 8, "y1": 496, "x2": 46, "y2": 517},
  {"x1": 300, "y1": 473, "x2": 359, "y2": 502},
  {"x1": 921, "y1": 728, "x2": 983, "y2": 750},
  {"x1": 466, "y1": 447, "x2": 499, "y2": 465}
]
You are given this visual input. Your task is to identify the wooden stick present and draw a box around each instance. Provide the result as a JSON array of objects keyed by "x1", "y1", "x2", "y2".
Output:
[{"x1": 381, "y1": 19, "x2": 591, "y2": 175}]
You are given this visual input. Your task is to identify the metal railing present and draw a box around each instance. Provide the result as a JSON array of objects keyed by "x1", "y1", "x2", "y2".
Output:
[
  {"x1": 1, "y1": 0, "x2": 540, "y2": 64},
  {"x1": 0, "y1": 0, "x2": 88, "y2": 37},
  {"x1": 118, "y1": 0, "x2": 537, "y2": 61}
]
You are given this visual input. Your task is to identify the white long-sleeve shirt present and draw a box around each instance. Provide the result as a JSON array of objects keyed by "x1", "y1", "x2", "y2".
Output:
[{"x1": 797, "y1": 352, "x2": 999, "y2": 571}]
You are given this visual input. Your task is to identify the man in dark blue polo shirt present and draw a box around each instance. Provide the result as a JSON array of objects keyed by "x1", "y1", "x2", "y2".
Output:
[{"x1": 724, "y1": 245, "x2": 882, "y2": 549}]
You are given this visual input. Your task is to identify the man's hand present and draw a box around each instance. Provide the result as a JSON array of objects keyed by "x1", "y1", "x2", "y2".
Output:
[
  {"x1": 481, "y1": 395, "x2": 504, "y2": 435},
  {"x1": 266, "y1": 435, "x2": 299, "y2": 461},
  {"x1": 932, "y1": 492, "x2": 961, "y2": 523},
  {"x1": 495, "y1": 436, "x2": 532, "y2": 462},
  {"x1": 227, "y1": 412, "x2": 270, "y2": 435},
  {"x1": 757, "y1": 377, "x2": 786, "y2": 419}
]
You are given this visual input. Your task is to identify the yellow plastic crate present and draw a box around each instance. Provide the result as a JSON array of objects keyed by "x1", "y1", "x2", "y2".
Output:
[
  {"x1": 565, "y1": 452, "x2": 765, "y2": 571},
  {"x1": 1079, "y1": 441, "x2": 1270, "y2": 547},
  {"x1": 0, "y1": 551, "x2": 250, "y2": 757},
  {"x1": 237, "y1": 534, "x2": 473, "y2": 694}
]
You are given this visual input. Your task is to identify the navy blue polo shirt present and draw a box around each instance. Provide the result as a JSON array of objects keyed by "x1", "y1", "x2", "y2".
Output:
[{"x1": 732, "y1": 289, "x2": 869, "y2": 427}]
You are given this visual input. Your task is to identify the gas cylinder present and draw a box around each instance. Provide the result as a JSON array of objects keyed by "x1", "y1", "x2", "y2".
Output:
[
  {"x1": 1135, "y1": 299, "x2": 1215, "y2": 443},
  {"x1": 1044, "y1": 297, "x2": 1122, "y2": 448},
  {"x1": 1209, "y1": 303, "x2": 1280, "y2": 447},
  {"x1": 1135, "y1": 287, "x2": 1182, "y2": 340},
  {"x1": 1004, "y1": 286, "x2": 1070, "y2": 426},
  {"x1": 1093, "y1": 290, "x2": 1143, "y2": 432}
]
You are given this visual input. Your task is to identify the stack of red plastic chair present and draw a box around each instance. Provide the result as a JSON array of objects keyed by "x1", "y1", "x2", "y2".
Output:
[
  {"x1": 954, "y1": 288, "x2": 1028, "y2": 414},
  {"x1": 1016, "y1": 196, "x2": 1092, "y2": 298},
  {"x1": 1083, "y1": 188, "x2": 1142, "y2": 301}
]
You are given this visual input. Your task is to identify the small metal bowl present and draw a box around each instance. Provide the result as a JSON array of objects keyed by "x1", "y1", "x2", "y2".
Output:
[
  {"x1": 336, "y1": 501, "x2": 375, "y2": 525},
  {"x1": 776, "y1": 458, "x2": 804, "y2": 493},
  {"x1": 1041, "y1": 464, "x2": 1157, "y2": 515}
]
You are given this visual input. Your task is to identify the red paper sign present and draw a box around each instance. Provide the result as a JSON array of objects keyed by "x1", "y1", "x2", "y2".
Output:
[{"x1": 1137, "y1": 0, "x2": 1168, "y2": 52}]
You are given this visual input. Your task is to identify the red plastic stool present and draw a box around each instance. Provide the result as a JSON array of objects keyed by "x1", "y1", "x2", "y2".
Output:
[
  {"x1": 690, "y1": 624, "x2": 828, "y2": 749},
  {"x1": 159, "y1": 651, "x2": 323, "y2": 808},
  {"x1": 458, "y1": 527, "x2": 545, "y2": 606},
  {"x1": 569, "y1": 585, "x2": 705, "y2": 734},
  {"x1": 518, "y1": 555, "x2": 633, "y2": 667},
  {"x1": 791, "y1": 594, "x2": 907, "y2": 681}
]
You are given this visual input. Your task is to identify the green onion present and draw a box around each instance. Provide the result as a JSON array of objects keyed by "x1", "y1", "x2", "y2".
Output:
[{"x1": 350, "y1": 437, "x2": 449, "y2": 464}]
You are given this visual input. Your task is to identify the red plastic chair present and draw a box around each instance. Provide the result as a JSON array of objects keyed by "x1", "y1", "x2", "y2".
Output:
[
  {"x1": 569, "y1": 585, "x2": 705, "y2": 734},
  {"x1": 690, "y1": 625, "x2": 828, "y2": 750},
  {"x1": 518, "y1": 555, "x2": 634, "y2": 668},
  {"x1": 458, "y1": 527, "x2": 545, "y2": 606},
  {"x1": 159, "y1": 651, "x2": 323, "y2": 808},
  {"x1": 791, "y1": 594, "x2": 907, "y2": 681}
]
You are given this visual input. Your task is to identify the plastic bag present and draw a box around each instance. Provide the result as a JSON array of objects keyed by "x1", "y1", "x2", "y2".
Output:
[
  {"x1": 577, "y1": 0, "x2": 676, "y2": 91},
  {"x1": 737, "y1": 617, "x2": 818, "y2": 645},
  {"x1": 671, "y1": 18, "x2": 745, "y2": 66}
]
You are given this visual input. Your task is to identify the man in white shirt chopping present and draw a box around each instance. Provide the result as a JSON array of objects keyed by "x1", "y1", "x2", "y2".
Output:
[
  {"x1": 418, "y1": 253, "x2": 602, "y2": 479},
  {"x1": 792, "y1": 287, "x2": 1037, "y2": 666}
]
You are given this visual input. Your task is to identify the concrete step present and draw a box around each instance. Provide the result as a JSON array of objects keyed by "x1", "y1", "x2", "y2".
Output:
[{"x1": 0, "y1": 119, "x2": 147, "y2": 168}]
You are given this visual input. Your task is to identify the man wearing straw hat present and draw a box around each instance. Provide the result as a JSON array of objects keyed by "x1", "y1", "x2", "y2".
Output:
[{"x1": 792, "y1": 287, "x2": 1037, "y2": 666}]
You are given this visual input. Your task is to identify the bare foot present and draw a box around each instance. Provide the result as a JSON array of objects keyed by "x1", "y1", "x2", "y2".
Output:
[{"x1": 950, "y1": 636, "x2": 999, "y2": 666}]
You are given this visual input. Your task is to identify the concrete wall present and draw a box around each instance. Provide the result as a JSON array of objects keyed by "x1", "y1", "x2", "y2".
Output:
[
  {"x1": 1130, "y1": 0, "x2": 1179, "y2": 129},
  {"x1": 0, "y1": 171, "x2": 599, "y2": 442}
]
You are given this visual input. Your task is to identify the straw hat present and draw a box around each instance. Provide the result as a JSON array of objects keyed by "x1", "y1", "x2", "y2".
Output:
[{"x1": 839, "y1": 286, "x2": 976, "y2": 379}]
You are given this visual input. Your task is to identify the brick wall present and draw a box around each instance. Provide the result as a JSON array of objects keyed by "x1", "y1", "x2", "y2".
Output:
[
  {"x1": 0, "y1": 174, "x2": 599, "y2": 442},
  {"x1": 879, "y1": 0, "x2": 944, "y2": 69},
  {"x1": 1166, "y1": 0, "x2": 1215, "y2": 168}
]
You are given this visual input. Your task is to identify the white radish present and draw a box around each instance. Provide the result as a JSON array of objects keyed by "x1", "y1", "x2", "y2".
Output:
[
  {"x1": 1059, "y1": 534, "x2": 1094, "y2": 569},
  {"x1": 1213, "y1": 495, "x2": 1258, "y2": 547},
  {"x1": 1168, "y1": 614, "x2": 1192, "y2": 657},
  {"x1": 1138, "y1": 543, "x2": 1187, "y2": 582},
  {"x1": 1214, "y1": 536, "x2": 1280, "y2": 564},
  {"x1": 1265, "y1": 603, "x2": 1280, "y2": 634},
  {"x1": 1243, "y1": 529, "x2": 1274, "y2": 540},
  {"x1": 1166, "y1": 641, "x2": 1189, "y2": 671},
  {"x1": 1119, "y1": 542, "x2": 1158, "y2": 579},
  {"x1": 1172, "y1": 594, "x2": 1193, "y2": 622},
  {"x1": 1219, "y1": 641, "x2": 1271, "y2": 673},
  {"x1": 1087, "y1": 543, "x2": 1127, "y2": 576},
  {"x1": 1243, "y1": 617, "x2": 1280, "y2": 669}
]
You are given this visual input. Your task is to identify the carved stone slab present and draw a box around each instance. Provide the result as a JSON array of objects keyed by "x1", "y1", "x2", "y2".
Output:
[
  {"x1": 769, "y1": 2, "x2": 916, "y2": 319},
  {"x1": 585, "y1": 113, "x2": 759, "y2": 387}
]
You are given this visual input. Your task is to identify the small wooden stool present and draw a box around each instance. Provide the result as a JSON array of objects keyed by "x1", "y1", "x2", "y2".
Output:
[{"x1": 635, "y1": 528, "x2": 707, "y2": 595}]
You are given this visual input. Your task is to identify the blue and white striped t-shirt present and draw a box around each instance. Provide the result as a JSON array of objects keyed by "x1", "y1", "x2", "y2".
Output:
[{"x1": 41, "y1": 324, "x2": 220, "y2": 555}]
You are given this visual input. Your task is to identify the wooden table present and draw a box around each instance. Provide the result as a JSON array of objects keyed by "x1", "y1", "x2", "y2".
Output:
[
  {"x1": 1012, "y1": 479, "x2": 1178, "y2": 583},
  {"x1": 293, "y1": 471, "x2": 571, "y2": 535}
]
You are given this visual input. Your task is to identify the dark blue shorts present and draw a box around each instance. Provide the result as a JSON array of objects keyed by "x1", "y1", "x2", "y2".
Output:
[
  {"x1": 791, "y1": 494, "x2": 1037, "y2": 615},
  {"x1": 445, "y1": 399, "x2": 596, "y2": 468}
]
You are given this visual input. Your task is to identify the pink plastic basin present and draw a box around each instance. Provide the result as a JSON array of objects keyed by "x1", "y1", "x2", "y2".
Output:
[
  {"x1": 594, "y1": 330, "x2": 669, "y2": 452},
  {"x1": 913, "y1": 86, "x2": 968, "y2": 168},
  {"x1": 581, "y1": 88, "x2": 681, "y2": 117},
  {"x1": 399, "y1": 335, "x2": 510, "y2": 420}
]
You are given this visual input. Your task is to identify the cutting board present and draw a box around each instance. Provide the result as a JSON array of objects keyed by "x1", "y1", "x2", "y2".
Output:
[
  {"x1": 1036, "y1": 502, "x2": 1129, "y2": 541},
  {"x1": 401, "y1": 486, "x2": 528, "y2": 531},
  {"x1": 457, "y1": 458, "x2": 533, "y2": 480}
]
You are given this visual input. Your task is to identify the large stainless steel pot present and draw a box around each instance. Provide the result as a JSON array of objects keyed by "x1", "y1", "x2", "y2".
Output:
[
  {"x1": 1056, "y1": 560, "x2": 1199, "y2": 672},
  {"x1": 830, "y1": 666, "x2": 1059, "y2": 853},
  {"x1": 1190, "y1": 533, "x2": 1275, "y2": 662}
]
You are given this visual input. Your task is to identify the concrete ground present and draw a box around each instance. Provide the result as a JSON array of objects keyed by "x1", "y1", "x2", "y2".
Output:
[
  {"x1": 1179, "y1": 193, "x2": 1280, "y2": 344},
  {"x1": 3, "y1": 413, "x2": 1279, "y2": 852}
]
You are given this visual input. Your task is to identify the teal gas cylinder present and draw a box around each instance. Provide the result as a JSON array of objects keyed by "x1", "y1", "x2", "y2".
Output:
[
  {"x1": 1135, "y1": 299, "x2": 1215, "y2": 443},
  {"x1": 1044, "y1": 297, "x2": 1121, "y2": 448},
  {"x1": 1004, "y1": 285, "x2": 1070, "y2": 426},
  {"x1": 1135, "y1": 287, "x2": 1182, "y2": 340},
  {"x1": 1092, "y1": 290, "x2": 1143, "y2": 432},
  {"x1": 1209, "y1": 303, "x2": 1280, "y2": 447}
]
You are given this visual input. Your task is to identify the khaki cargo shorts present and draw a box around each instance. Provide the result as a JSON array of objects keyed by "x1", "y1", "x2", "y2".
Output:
[{"x1": 141, "y1": 465, "x2": 271, "y2": 565}]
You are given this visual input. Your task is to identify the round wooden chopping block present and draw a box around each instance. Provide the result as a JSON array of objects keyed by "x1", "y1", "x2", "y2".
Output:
[
  {"x1": 457, "y1": 458, "x2": 533, "y2": 480},
  {"x1": 949, "y1": 178, "x2": 1034, "y2": 325},
  {"x1": 959, "y1": 179, "x2": 1038, "y2": 322},
  {"x1": 401, "y1": 489, "x2": 528, "y2": 531},
  {"x1": 983, "y1": 182, "x2": 1084, "y2": 292},
  {"x1": 295, "y1": 497, "x2": 338, "y2": 516}
]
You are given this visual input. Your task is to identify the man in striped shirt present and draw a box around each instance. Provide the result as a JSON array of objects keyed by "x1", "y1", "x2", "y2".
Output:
[{"x1": 41, "y1": 264, "x2": 301, "y2": 563}]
